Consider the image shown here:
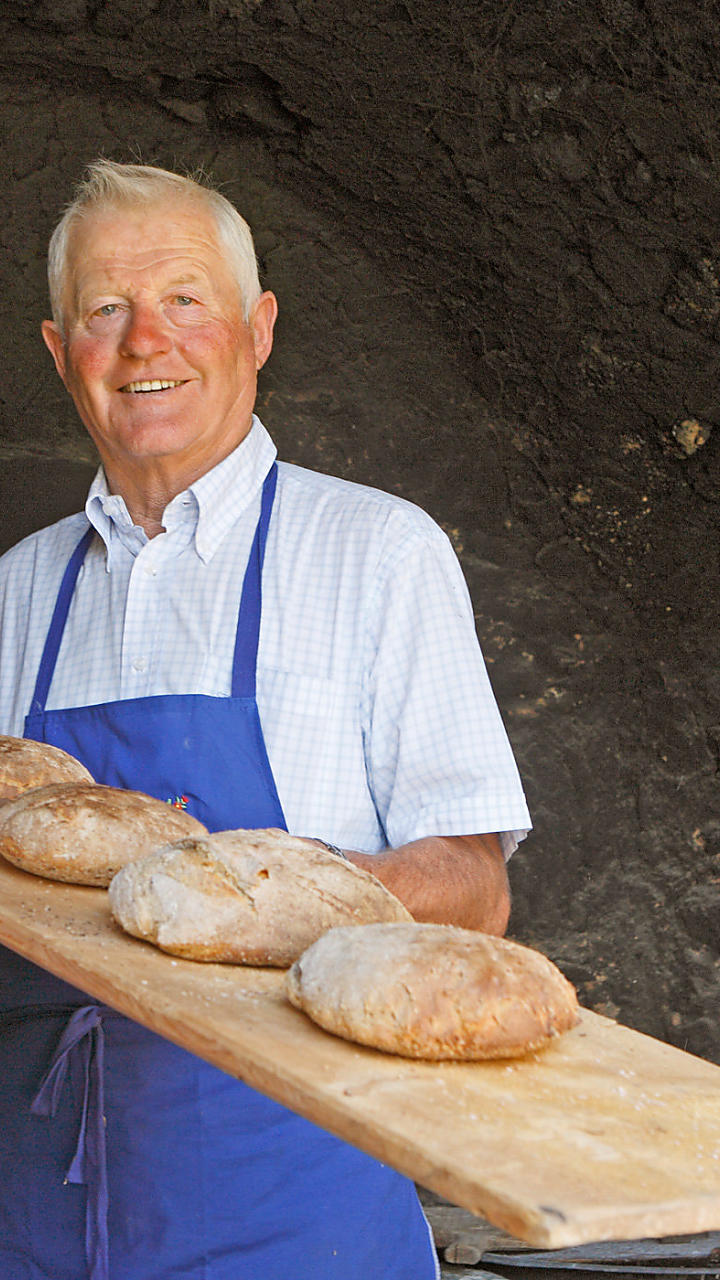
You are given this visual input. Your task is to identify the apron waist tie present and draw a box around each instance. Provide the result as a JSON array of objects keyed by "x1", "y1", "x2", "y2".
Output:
[{"x1": 31, "y1": 1004, "x2": 110, "y2": 1280}]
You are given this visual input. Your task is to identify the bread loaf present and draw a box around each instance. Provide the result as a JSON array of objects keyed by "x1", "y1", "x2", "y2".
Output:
[
  {"x1": 108, "y1": 827, "x2": 413, "y2": 965},
  {"x1": 0, "y1": 782, "x2": 207, "y2": 886},
  {"x1": 0, "y1": 735, "x2": 93, "y2": 799},
  {"x1": 285, "y1": 922, "x2": 580, "y2": 1060}
]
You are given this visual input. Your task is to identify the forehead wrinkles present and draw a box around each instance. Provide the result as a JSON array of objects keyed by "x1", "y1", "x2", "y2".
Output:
[
  {"x1": 74, "y1": 250, "x2": 213, "y2": 299},
  {"x1": 66, "y1": 208, "x2": 231, "y2": 306}
]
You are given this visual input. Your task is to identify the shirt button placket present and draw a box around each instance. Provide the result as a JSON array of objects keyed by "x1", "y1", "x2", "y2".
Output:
[{"x1": 123, "y1": 551, "x2": 160, "y2": 697}]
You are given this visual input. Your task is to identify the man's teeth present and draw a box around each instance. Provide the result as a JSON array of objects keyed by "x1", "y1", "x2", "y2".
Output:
[{"x1": 122, "y1": 379, "x2": 184, "y2": 393}]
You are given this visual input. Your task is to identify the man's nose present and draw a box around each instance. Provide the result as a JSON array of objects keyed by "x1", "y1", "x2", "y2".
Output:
[{"x1": 119, "y1": 303, "x2": 171, "y2": 358}]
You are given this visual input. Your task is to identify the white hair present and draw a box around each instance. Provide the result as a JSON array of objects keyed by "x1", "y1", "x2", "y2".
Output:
[{"x1": 47, "y1": 159, "x2": 263, "y2": 333}]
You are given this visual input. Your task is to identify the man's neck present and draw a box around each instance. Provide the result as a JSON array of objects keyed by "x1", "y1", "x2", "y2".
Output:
[
  {"x1": 102, "y1": 465, "x2": 191, "y2": 537},
  {"x1": 101, "y1": 439, "x2": 249, "y2": 538}
]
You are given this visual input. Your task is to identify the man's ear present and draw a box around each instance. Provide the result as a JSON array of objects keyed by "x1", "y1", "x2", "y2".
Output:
[
  {"x1": 41, "y1": 320, "x2": 68, "y2": 383},
  {"x1": 251, "y1": 291, "x2": 278, "y2": 371}
]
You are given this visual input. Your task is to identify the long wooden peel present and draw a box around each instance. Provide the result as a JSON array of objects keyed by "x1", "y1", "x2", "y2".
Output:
[{"x1": 1, "y1": 855, "x2": 720, "y2": 1249}]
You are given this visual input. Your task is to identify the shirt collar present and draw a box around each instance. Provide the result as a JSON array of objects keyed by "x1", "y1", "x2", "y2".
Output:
[{"x1": 85, "y1": 415, "x2": 278, "y2": 569}]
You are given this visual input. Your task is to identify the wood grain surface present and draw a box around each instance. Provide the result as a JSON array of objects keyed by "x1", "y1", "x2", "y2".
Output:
[{"x1": 1, "y1": 856, "x2": 720, "y2": 1249}]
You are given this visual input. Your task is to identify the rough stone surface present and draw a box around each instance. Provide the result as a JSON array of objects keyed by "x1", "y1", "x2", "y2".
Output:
[{"x1": 0, "y1": 1, "x2": 718, "y2": 1065}]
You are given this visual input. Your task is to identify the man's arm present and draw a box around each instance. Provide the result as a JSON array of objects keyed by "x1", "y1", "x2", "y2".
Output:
[{"x1": 348, "y1": 834, "x2": 510, "y2": 936}]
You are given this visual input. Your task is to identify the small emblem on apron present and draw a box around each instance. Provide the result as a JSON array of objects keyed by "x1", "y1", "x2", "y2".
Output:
[{"x1": 166, "y1": 794, "x2": 189, "y2": 810}]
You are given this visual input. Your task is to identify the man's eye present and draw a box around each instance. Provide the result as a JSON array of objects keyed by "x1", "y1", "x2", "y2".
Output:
[
  {"x1": 174, "y1": 295, "x2": 195, "y2": 306},
  {"x1": 87, "y1": 303, "x2": 122, "y2": 329}
]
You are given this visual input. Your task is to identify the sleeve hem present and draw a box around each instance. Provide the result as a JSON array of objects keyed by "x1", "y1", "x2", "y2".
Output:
[{"x1": 386, "y1": 804, "x2": 532, "y2": 860}]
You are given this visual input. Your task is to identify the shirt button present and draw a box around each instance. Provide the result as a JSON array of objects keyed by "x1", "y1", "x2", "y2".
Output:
[
  {"x1": 132, "y1": 658, "x2": 147, "y2": 673},
  {"x1": 144, "y1": 564, "x2": 157, "y2": 577}
]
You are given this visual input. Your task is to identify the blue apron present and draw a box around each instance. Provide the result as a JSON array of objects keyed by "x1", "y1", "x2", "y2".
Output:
[{"x1": 0, "y1": 464, "x2": 438, "y2": 1280}]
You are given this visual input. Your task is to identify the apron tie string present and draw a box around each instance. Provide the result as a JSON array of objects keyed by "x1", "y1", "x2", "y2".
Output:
[{"x1": 31, "y1": 1004, "x2": 109, "y2": 1280}]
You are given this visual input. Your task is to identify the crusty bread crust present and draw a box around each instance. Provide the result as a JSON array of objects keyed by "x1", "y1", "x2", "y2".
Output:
[
  {"x1": 285, "y1": 922, "x2": 580, "y2": 1060},
  {"x1": 0, "y1": 782, "x2": 207, "y2": 886},
  {"x1": 0, "y1": 736, "x2": 93, "y2": 799},
  {"x1": 108, "y1": 828, "x2": 413, "y2": 966}
]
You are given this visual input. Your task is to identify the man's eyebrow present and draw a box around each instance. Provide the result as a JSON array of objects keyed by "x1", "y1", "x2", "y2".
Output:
[{"x1": 166, "y1": 272, "x2": 208, "y2": 288}]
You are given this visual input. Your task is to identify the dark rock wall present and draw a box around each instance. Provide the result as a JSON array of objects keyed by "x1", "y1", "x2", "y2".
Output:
[{"x1": 0, "y1": 1, "x2": 718, "y2": 1060}]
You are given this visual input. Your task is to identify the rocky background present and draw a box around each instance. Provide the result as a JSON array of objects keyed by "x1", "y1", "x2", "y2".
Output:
[{"x1": 0, "y1": 0, "x2": 718, "y2": 1063}]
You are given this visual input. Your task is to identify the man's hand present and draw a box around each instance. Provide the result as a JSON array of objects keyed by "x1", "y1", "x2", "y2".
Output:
[{"x1": 348, "y1": 834, "x2": 510, "y2": 936}]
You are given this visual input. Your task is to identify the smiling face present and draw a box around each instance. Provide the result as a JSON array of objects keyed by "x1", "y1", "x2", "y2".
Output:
[{"x1": 42, "y1": 200, "x2": 277, "y2": 500}]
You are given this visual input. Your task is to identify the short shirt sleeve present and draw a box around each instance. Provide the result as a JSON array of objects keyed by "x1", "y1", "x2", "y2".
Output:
[{"x1": 361, "y1": 517, "x2": 531, "y2": 856}]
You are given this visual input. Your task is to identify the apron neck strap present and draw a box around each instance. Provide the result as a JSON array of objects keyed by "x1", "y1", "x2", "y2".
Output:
[
  {"x1": 231, "y1": 462, "x2": 278, "y2": 699},
  {"x1": 30, "y1": 526, "x2": 94, "y2": 716}
]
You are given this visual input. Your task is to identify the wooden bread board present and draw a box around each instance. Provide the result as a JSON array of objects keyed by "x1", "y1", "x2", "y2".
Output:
[{"x1": 1, "y1": 855, "x2": 720, "y2": 1250}]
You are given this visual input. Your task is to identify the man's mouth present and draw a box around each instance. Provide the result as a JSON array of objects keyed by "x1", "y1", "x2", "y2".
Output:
[{"x1": 120, "y1": 379, "x2": 187, "y2": 393}]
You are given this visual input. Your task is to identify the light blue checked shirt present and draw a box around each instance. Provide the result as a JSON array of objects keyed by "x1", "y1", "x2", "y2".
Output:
[{"x1": 0, "y1": 418, "x2": 530, "y2": 855}]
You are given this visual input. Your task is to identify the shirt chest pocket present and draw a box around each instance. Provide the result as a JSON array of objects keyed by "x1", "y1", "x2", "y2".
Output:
[
  {"x1": 256, "y1": 668, "x2": 380, "y2": 846},
  {"x1": 257, "y1": 668, "x2": 348, "y2": 734},
  {"x1": 256, "y1": 667, "x2": 365, "y2": 786}
]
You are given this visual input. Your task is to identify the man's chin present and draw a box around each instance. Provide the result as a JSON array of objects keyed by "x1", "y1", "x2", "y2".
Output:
[{"x1": 94, "y1": 428, "x2": 198, "y2": 472}]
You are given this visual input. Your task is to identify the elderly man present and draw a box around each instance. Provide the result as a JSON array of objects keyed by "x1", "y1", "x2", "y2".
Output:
[{"x1": 0, "y1": 160, "x2": 530, "y2": 1280}]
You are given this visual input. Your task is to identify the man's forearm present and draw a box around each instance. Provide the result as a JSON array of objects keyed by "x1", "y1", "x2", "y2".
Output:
[{"x1": 348, "y1": 833, "x2": 511, "y2": 935}]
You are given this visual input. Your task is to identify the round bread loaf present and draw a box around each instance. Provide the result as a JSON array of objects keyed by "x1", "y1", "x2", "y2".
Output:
[
  {"x1": 285, "y1": 922, "x2": 580, "y2": 1060},
  {"x1": 0, "y1": 782, "x2": 207, "y2": 886},
  {"x1": 108, "y1": 828, "x2": 413, "y2": 965},
  {"x1": 0, "y1": 735, "x2": 93, "y2": 800}
]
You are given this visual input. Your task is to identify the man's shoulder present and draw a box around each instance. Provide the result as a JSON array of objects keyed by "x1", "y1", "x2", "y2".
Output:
[
  {"x1": 0, "y1": 513, "x2": 90, "y2": 585},
  {"x1": 275, "y1": 461, "x2": 448, "y2": 549}
]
